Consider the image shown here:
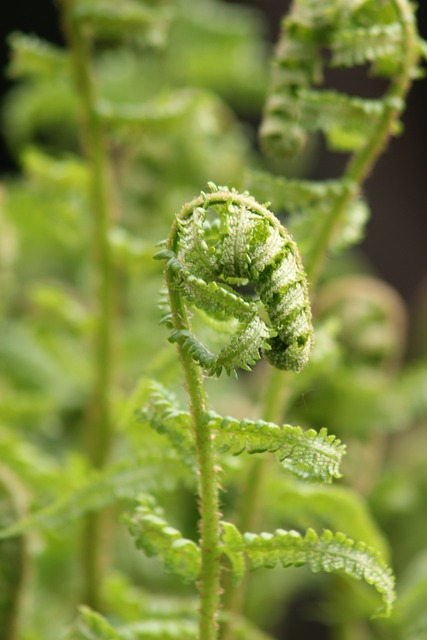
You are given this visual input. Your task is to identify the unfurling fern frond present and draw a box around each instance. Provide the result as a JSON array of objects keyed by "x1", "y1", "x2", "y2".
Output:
[
  {"x1": 124, "y1": 496, "x2": 201, "y2": 584},
  {"x1": 208, "y1": 412, "x2": 345, "y2": 483},
  {"x1": 157, "y1": 183, "x2": 314, "y2": 376},
  {"x1": 220, "y1": 522, "x2": 395, "y2": 617},
  {"x1": 260, "y1": 0, "x2": 421, "y2": 156}
]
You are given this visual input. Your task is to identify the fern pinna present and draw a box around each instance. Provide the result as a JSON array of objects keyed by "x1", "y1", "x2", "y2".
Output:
[{"x1": 123, "y1": 183, "x2": 396, "y2": 640}]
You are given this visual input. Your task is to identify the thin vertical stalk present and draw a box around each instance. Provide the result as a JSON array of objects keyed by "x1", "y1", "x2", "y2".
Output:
[
  {"x1": 219, "y1": 369, "x2": 293, "y2": 640},
  {"x1": 61, "y1": 0, "x2": 115, "y2": 609},
  {"x1": 165, "y1": 266, "x2": 221, "y2": 640}
]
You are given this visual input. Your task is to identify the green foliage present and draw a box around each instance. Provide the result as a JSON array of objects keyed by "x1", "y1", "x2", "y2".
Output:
[
  {"x1": 220, "y1": 522, "x2": 395, "y2": 616},
  {"x1": 71, "y1": 0, "x2": 173, "y2": 46},
  {"x1": 71, "y1": 605, "x2": 198, "y2": 639},
  {"x1": 138, "y1": 379, "x2": 344, "y2": 482},
  {"x1": 0, "y1": 450, "x2": 190, "y2": 540},
  {"x1": 136, "y1": 380, "x2": 196, "y2": 467},
  {"x1": 0, "y1": 469, "x2": 27, "y2": 640},
  {"x1": 158, "y1": 183, "x2": 314, "y2": 375},
  {"x1": 209, "y1": 412, "x2": 345, "y2": 483},
  {"x1": 0, "y1": 0, "x2": 425, "y2": 638},
  {"x1": 264, "y1": 479, "x2": 390, "y2": 560},
  {"x1": 260, "y1": 0, "x2": 423, "y2": 157},
  {"x1": 124, "y1": 496, "x2": 201, "y2": 583},
  {"x1": 7, "y1": 33, "x2": 68, "y2": 80},
  {"x1": 245, "y1": 169, "x2": 369, "y2": 259},
  {"x1": 71, "y1": 607, "x2": 121, "y2": 640}
]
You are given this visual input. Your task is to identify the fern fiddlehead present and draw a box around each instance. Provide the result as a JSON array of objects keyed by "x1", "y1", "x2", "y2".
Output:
[
  {"x1": 257, "y1": 0, "x2": 421, "y2": 284},
  {"x1": 157, "y1": 182, "x2": 314, "y2": 376}
]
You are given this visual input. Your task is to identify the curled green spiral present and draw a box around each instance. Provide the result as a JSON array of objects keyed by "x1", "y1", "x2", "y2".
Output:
[
  {"x1": 260, "y1": 0, "x2": 419, "y2": 158},
  {"x1": 157, "y1": 184, "x2": 314, "y2": 376}
]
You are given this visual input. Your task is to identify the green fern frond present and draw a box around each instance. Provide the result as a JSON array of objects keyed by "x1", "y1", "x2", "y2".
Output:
[
  {"x1": 221, "y1": 521, "x2": 245, "y2": 584},
  {"x1": 71, "y1": 606, "x2": 199, "y2": 639},
  {"x1": 0, "y1": 452, "x2": 189, "y2": 539},
  {"x1": 71, "y1": 606, "x2": 120, "y2": 640},
  {"x1": 0, "y1": 388, "x2": 55, "y2": 424},
  {"x1": 169, "y1": 316, "x2": 273, "y2": 378},
  {"x1": 117, "y1": 621, "x2": 198, "y2": 639},
  {"x1": 331, "y1": 23, "x2": 404, "y2": 68},
  {"x1": 29, "y1": 283, "x2": 92, "y2": 335},
  {"x1": 103, "y1": 573, "x2": 275, "y2": 640},
  {"x1": 71, "y1": 0, "x2": 173, "y2": 45},
  {"x1": 265, "y1": 479, "x2": 390, "y2": 559},
  {"x1": 21, "y1": 148, "x2": 88, "y2": 192},
  {"x1": 290, "y1": 197, "x2": 370, "y2": 257},
  {"x1": 7, "y1": 32, "x2": 68, "y2": 80},
  {"x1": 263, "y1": 89, "x2": 394, "y2": 153},
  {"x1": 137, "y1": 381, "x2": 196, "y2": 467},
  {"x1": 124, "y1": 495, "x2": 201, "y2": 584},
  {"x1": 0, "y1": 322, "x2": 76, "y2": 403},
  {"x1": 245, "y1": 169, "x2": 354, "y2": 213},
  {"x1": 0, "y1": 428, "x2": 60, "y2": 494},
  {"x1": 221, "y1": 525, "x2": 395, "y2": 616},
  {"x1": 96, "y1": 90, "x2": 204, "y2": 133},
  {"x1": 103, "y1": 572, "x2": 198, "y2": 622},
  {"x1": 260, "y1": 0, "x2": 418, "y2": 157},
  {"x1": 160, "y1": 185, "x2": 314, "y2": 376},
  {"x1": 209, "y1": 413, "x2": 345, "y2": 483},
  {"x1": 245, "y1": 169, "x2": 370, "y2": 257},
  {"x1": 2, "y1": 80, "x2": 77, "y2": 156},
  {"x1": 228, "y1": 619, "x2": 275, "y2": 640}
]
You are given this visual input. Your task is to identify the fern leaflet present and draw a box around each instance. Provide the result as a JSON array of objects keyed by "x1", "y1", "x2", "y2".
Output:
[
  {"x1": 124, "y1": 496, "x2": 201, "y2": 583},
  {"x1": 221, "y1": 523, "x2": 395, "y2": 616},
  {"x1": 209, "y1": 412, "x2": 345, "y2": 483},
  {"x1": 71, "y1": 0, "x2": 172, "y2": 44},
  {"x1": 137, "y1": 381, "x2": 196, "y2": 468},
  {"x1": 7, "y1": 32, "x2": 67, "y2": 80},
  {"x1": 73, "y1": 607, "x2": 199, "y2": 640},
  {"x1": 0, "y1": 452, "x2": 189, "y2": 539}
]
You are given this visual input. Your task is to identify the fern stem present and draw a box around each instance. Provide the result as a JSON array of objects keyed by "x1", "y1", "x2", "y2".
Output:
[
  {"x1": 305, "y1": 0, "x2": 418, "y2": 285},
  {"x1": 61, "y1": 0, "x2": 115, "y2": 609},
  {"x1": 220, "y1": 370, "x2": 293, "y2": 640},
  {"x1": 165, "y1": 268, "x2": 221, "y2": 640}
]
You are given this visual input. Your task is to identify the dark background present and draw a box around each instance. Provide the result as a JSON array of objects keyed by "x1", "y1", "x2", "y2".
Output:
[{"x1": 0, "y1": 0, "x2": 426, "y2": 302}]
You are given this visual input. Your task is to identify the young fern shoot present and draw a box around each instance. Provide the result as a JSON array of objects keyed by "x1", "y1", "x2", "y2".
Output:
[{"x1": 140, "y1": 184, "x2": 396, "y2": 639}]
